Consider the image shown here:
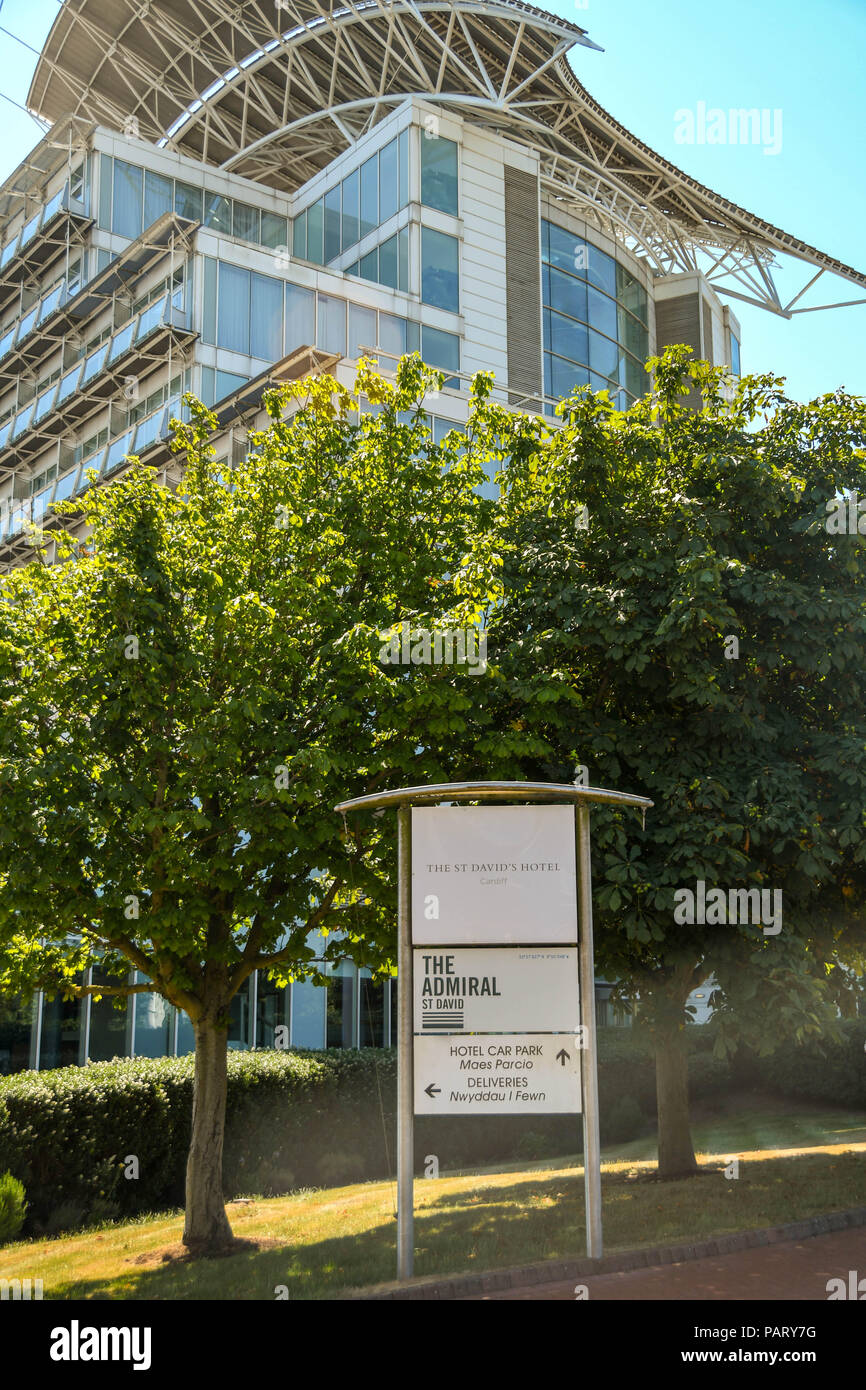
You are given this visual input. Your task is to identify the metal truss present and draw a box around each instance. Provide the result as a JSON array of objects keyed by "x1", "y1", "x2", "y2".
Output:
[{"x1": 22, "y1": 0, "x2": 866, "y2": 316}]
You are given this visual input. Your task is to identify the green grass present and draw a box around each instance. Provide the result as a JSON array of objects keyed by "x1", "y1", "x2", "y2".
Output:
[{"x1": 1, "y1": 1101, "x2": 864, "y2": 1301}]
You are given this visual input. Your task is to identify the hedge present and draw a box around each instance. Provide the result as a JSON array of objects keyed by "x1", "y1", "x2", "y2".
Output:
[{"x1": 0, "y1": 1028, "x2": 736, "y2": 1234}]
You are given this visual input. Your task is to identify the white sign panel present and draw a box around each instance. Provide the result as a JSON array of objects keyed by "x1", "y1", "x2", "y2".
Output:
[
  {"x1": 415, "y1": 1033, "x2": 583, "y2": 1115},
  {"x1": 413, "y1": 947, "x2": 579, "y2": 1034},
  {"x1": 411, "y1": 805, "x2": 577, "y2": 944}
]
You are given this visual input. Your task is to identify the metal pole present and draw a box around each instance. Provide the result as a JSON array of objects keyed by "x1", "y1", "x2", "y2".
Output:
[
  {"x1": 577, "y1": 803, "x2": 603, "y2": 1259},
  {"x1": 396, "y1": 803, "x2": 414, "y2": 1280}
]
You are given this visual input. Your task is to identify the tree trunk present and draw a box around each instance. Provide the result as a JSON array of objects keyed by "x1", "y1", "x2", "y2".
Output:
[
  {"x1": 654, "y1": 1020, "x2": 699, "y2": 1179},
  {"x1": 183, "y1": 1017, "x2": 234, "y2": 1253}
]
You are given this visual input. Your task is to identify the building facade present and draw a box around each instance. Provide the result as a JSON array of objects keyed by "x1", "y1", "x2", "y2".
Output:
[{"x1": 1, "y1": 1, "x2": 862, "y2": 1071}]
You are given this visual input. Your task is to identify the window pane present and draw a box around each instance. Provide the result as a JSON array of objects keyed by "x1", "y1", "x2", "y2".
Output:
[
  {"x1": 293, "y1": 209, "x2": 307, "y2": 260},
  {"x1": 261, "y1": 211, "x2": 288, "y2": 250},
  {"x1": 379, "y1": 311, "x2": 407, "y2": 359},
  {"x1": 730, "y1": 333, "x2": 741, "y2": 375},
  {"x1": 422, "y1": 324, "x2": 459, "y2": 381},
  {"x1": 326, "y1": 961, "x2": 355, "y2": 1048},
  {"x1": 215, "y1": 369, "x2": 248, "y2": 400},
  {"x1": 88, "y1": 970, "x2": 130, "y2": 1062},
  {"x1": 291, "y1": 979, "x2": 325, "y2": 1048},
  {"x1": 545, "y1": 308, "x2": 589, "y2": 366},
  {"x1": 421, "y1": 134, "x2": 458, "y2": 215},
  {"x1": 324, "y1": 185, "x2": 341, "y2": 263},
  {"x1": 341, "y1": 169, "x2": 360, "y2": 251},
  {"x1": 360, "y1": 155, "x2": 378, "y2": 239},
  {"x1": 421, "y1": 227, "x2": 459, "y2": 312},
  {"x1": 285, "y1": 282, "x2": 315, "y2": 350},
  {"x1": 306, "y1": 198, "x2": 324, "y2": 264},
  {"x1": 399, "y1": 128, "x2": 409, "y2": 210},
  {"x1": 250, "y1": 271, "x2": 283, "y2": 360},
  {"x1": 359, "y1": 247, "x2": 378, "y2": 282},
  {"x1": 112, "y1": 160, "x2": 143, "y2": 239},
  {"x1": 379, "y1": 233, "x2": 398, "y2": 290},
  {"x1": 545, "y1": 220, "x2": 584, "y2": 275},
  {"x1": 204, "y1": 192, "x2": 232, "y2": 233},
  {"x1": 144, "y1": 171, "x2": 173, "y2": 228},
  {"x1": 359, "y1": 973, "x2": 384, "y2": 1048},
  {"x1": 398, "y1": 227, "x2": 409, "y2": 292},
  {"x1": 586, "y1": 246, "x2": 617, "y2": 297},
  {"x1": 625, "y1": 355, "x2": 647, "y2": 398},
  {"x1": 317, "y1": 294, "x2": 346, "y2": 356},
  {"x1": 134, "y1": 990, "x2": 174, "y2": 1058},
  {"x1": 545, "y1": 353, "x2": 589, "y2": 400},
  {"x1": 233, "y1": 201, "x2": 260, "y2": 243},
  {"x1": 379, "y1": 138, "x2": 399, "y2": 223},
  {"x1": 587, "y1": 284, "x2": 618, "y2": 340},
  {"x1": 588, "y1": 328, "x2": 620, "y2": 378},
  {"x1": 256, "y1": 975, "x2": 288, "y2": 1049},
  {"x1": 175, "y1": 182, "x2": 203, "y2": 221},
  {"x1": 618, "y1": 306, "x2": 648, "y2": 362},
  {"x1": 544, "y1": 265, "x2": 587, "y2": 323},
  {"x1": 348, "y1": 303, "x2": 377, "y2": 359},
  {"x1": 39, "y1": 992, "x2": 84, "y2": 1068},
  {"x1": 218, "y1": 262, "x2": 251, "y2": 354},
  {"x1": 616, "y1": 264, "x2": 648, "y2": 324},
  {"x1": 203, "y1": 256, "x2": 217, "y2": 344}
]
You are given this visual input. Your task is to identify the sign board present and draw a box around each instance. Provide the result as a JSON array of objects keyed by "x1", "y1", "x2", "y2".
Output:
[
  {"x1": 414, "y1": 1033, "x2": 583, "y2": 1115},
  {"x1": 411, "y1": 805, "x2": 577, "y2": 944},
  {"x1": 413, "y1": 947, "x2": 579, "y2": 1034}
]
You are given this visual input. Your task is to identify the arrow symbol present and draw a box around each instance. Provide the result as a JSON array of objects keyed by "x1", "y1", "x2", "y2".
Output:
[
  {"x1": 556, "y1": 1049, "x2": 570, "y2": 1067},
  {"x1": 425, "y1": 1082, "x2": 441, "y2": 1098}
]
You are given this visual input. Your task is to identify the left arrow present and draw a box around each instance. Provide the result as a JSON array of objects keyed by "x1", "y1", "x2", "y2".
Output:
[{"x1": 425, "y1": 1082, "x2": 441, "y2": 1098}]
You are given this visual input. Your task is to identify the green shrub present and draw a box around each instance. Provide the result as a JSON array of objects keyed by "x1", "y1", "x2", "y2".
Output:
[
  {"x1": 732, "y1": 1019, "x2": 866, "y2": 1107},
  {"x1": 0, "y1": 1170, "x2": 27, "y2": 1243},
  {"x1": 602, "y1": 1095, "x2": 646, "y2": 1145}
]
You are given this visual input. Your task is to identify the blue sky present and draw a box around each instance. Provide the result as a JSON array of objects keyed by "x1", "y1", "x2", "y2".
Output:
[{"x1": 1, "y1": 0, "x2": 863, "y2": 404}]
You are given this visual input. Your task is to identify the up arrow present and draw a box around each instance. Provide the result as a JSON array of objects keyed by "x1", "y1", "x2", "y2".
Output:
[
  {"x1": 425, "y1": 1082, "x2": 441, "y2": 1098},
  {"x1": 556, "y1": 1049, "x2": 569, "y2": 1067}
]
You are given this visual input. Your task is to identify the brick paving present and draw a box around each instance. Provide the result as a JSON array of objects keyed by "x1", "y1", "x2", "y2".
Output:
[{"x1": 466, "y1": 1228, "x2": 866, "y2": 1300}]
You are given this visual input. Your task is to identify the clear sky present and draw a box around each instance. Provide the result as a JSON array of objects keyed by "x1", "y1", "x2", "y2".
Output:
[{"x1": 1, "y1": 0, "x2": 863, "y2": 404}]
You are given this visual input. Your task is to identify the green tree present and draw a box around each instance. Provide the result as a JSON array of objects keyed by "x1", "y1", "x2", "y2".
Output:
[
  {"x1": 0, "y1": 356, "x2": 499, "y2": 1251},
  {"x1": 480, "y1": 347, "x2": 866, "y2": 1177}
]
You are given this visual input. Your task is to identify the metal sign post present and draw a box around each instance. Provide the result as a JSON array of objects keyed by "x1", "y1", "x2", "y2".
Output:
[{"x1": 335, "y1": 781, "x2": 652, "y2": 1284}]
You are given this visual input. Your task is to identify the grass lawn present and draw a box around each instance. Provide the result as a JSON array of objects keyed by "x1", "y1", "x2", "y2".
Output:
[{"x1": 1, "y1": 1099, "x2": 863, "y2": 1301}]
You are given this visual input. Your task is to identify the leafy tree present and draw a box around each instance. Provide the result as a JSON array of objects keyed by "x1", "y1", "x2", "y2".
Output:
[
  {"x1": 479, "y1": 347, "x2": 866, "y2": 1177},
  {"x1": 0, "y1": 356, "x2": 500, "y2": 1251}
]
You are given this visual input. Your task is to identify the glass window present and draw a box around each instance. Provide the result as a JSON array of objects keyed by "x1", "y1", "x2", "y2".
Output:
[
  {"x1": 326, "y1": 961, "x2": 356, "y2": 1048},
  {"x1": 545, "y1": 308, "x2": 589, "y2": 366},
  {"x1": 379, "y1": 311, "x2": 407, "y2": 359},
  {"x1": 134, "y1": 988, "x2": 174, "y2": 1057},
  {"x1": 88, "y1": 970, "x2": 130, "y2": 1062},
  {"x1": 291, "y1": 979, "x2": 326, "y2": 1048},
  {"x1": 218, "y1": 263, "x2": 251, "y2": 354},
  {"x1": 98, "y1": 153, "x2": 113, "y2": 229},
  {"x1": 625, "y1": 355, "x2": 647, "y2": 399},
  {"x1": 175, "y1": 181, "x2": 203, "y2": 222},
  {"x1": 398, "y1": 227, "x2": 409, "y2": 292},
  {"x1": 545, "y1": 220, "x2": 584, "y2": 275},
  {"x1": 39, "y1": 284, "x2": 64, "y2": 324},
  {"x1": 421, "y1": 134, "x2": 458, "y2": 215},
  {"x1": 144, "y1": 171, "x2": 173, "y2": 227},
  {"x1": 379, "y1": 233, "x2": 399, "y2": 290},
  {"x1": 112, "y1": 160, "x2": 143, "y2": 239},
  {"x1": 587, "y1": 284, "x2": 618, "y2": 340},
  {"x1": 135, "y1": 294, "x2": 168, "y2": 342},
  {"x1": 105, "y1": 429, "x2": 134, "y2": 474},
  {"x1": 545, "y1": 353, "x2": 589, "y2": 400},
  {"x1": 81, "y1": 342, "x2": 109, "y2": 383},
  {"x1": 360, "y1": 154, "x2": 378, "y2": 239},
  {"x1": 204, "y1": 192, "x2": 232, "y2": 233},
  {"x1": 317, "y1": 294, "x2": 346, "y2": 356},
  {"x1": 0, "y1": 325, "x2": 15, "y2": 360},
  {"x1": 293, "y1": 208, "x2": 307, "y2": 260},
  {"x1": 618, "y1": 306, "x2": 649, "y2": 363},
  {"x1": 730, "y1": 332, "x2": 741, "y2": 376},
  {"x1": 233, "y1": 201, "x2": 260, "y2": 243},
  {"x1": 359, "y1": 247, "x2": 378, "y2": 282},
  {"x1": 349, "y1": 303, "x2": 377, "y2": 359},
  {"x1": 421, "y1": 227, "x2": 459, "y2": 312},
  {"x1": 203, "y1": 256, "x2": 217, "y2": 343},
  {"x1": 588, "y1": 328, "x2": 620, "y2": 379},
  {"x1": 285, "y1": 282, "x2": 315, "y2": 351},
  {"x1": 56, "y1": 362, "x2": 82, "y2": 405},
  {"x1": 341, "y1": 169, "x2": 360, "y2": 252},
  {"x1": 53, "y1": 467, "x2": 80, "y2": 503},
  {"x1": 34, "y1": 384, "x2": 57, "y2": 422},
  {"x1": 250, "y1": 271, "x2": 283, "y2": 360},
  {"x1": 261, "y1": 211, "x2": 289, "y2": 251},
  {"x1": 616, "y1": 264, "x2": 648, "y2": 324},
  {"x1": 38, "y1": 991, "x2": 85, "y2": 1068},
  {"x1": 379, "y1": 137, "x2": 399, "y2": 223},
  {"x1": 228, "y1": 983, "x2": 251, "y2": 1050},
  {"x1": 545, "y1": 265, "x2": 587, "y2": 323},
  {"x1": 324, "y1": 185, "x2": 341, "y2": 263},
  {"x1": 399, "y1": 128, "x2": 409, "y2": 210},
  {"x1": 359, "y1": 971, "x2": 385, "y2": 1048},
  {"x1": 585, "y1": 245, "x2": 617, "y2": 297},
  {"x1": 109, "y1": 319, "x2": 136, "y2": 363},
  {"x1": 306, "y1": 197, "x2": 324, "y2": 264},
  {"x1": 256, "y1": 974, "x2": 288, "y2": 1049},
  {"x1": 216, "y1": 369, "x2": 248, "y2": 400},
  {"x1": 17, "y1": 306, "x2": 38, "y2": 341},
  {"x1": 422, "y1": 324, "x2": 459, "y2": 383}
]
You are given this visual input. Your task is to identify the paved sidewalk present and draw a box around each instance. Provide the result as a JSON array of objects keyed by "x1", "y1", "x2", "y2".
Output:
[{"x1": 467, "y1": 1228, "x2": 866, "y2": 1300}]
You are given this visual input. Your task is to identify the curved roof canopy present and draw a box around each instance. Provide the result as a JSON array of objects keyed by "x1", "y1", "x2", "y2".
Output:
[{"x1": 26, "y1": 0, "x2": 866, "y2": 317}]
